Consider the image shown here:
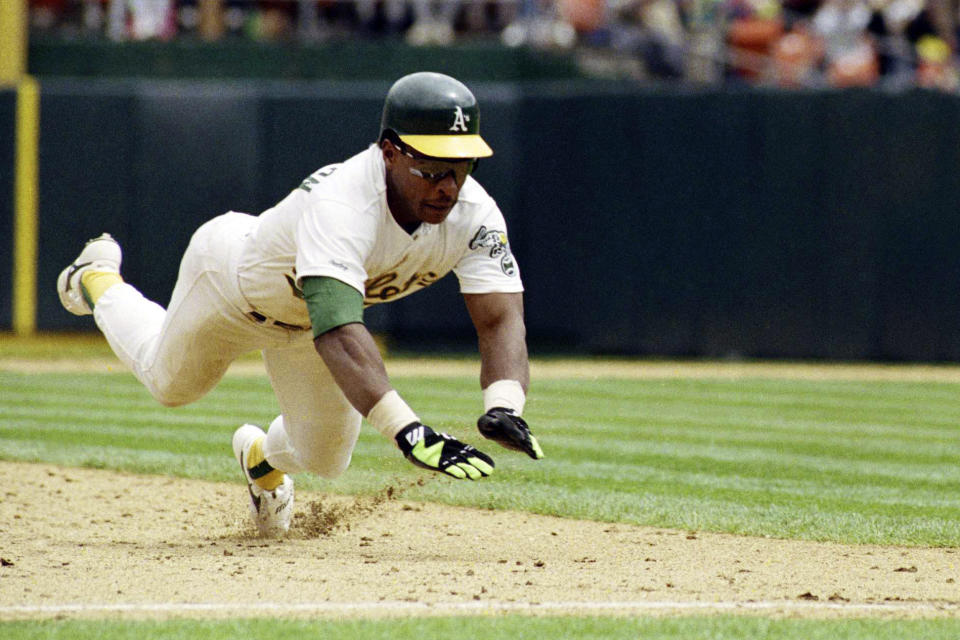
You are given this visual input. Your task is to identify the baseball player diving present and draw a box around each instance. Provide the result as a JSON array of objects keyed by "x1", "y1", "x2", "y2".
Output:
[{"x1": 57, "y1": 71, "x2": 543, "y2": 537}]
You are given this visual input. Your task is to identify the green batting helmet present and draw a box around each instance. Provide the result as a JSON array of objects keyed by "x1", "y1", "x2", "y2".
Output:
[{"x1": 380, "y1": 72, "x2": 493, "y2": 159}]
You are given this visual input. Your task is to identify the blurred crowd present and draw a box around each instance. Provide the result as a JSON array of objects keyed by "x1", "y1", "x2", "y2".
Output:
[{"x1": 27, "y1": 0, "x2": 960, "y2": 90}]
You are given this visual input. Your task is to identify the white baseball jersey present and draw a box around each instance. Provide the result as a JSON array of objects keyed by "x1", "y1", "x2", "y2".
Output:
[{"x1": 237, "y1": 144, "x2": 523, "y2": 328}]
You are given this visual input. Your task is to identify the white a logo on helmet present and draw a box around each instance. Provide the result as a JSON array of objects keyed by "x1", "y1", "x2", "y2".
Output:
[{"x1": 450, "y1": 106, "x2": 470, "y2": 132}]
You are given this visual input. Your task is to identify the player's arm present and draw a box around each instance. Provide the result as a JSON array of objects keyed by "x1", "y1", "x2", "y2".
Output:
[
  {"x1": 303, "y1": 276, "x2": 494, "y2": 479},
  {"x1": 463, "y1": 292, "x2": 543, "y2": 460}
]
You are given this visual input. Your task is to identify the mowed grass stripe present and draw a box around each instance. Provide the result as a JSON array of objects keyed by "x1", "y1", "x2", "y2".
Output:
[
  {"x1": 544, "y1": 404, "x2": 960, "y2": 434},
  {"x1": 545, "y1": 412, "x2": 958, "y2": 440},
  {"x1": 3, "y1": 384, "x2": 277, "y2": 418},
  {"x1": 544, "y1": 421, "x2": 957, "y2": 462},
  {"x1": 0, "y1": 420, "x2": 226, "y2": 453},
  {"x1": 7, "y1": 440, "x2": 233, "y2": 475},
  {"x1": 540, "y1": 435, "x2": 957, "y2": 484},
  {"x1": 539, "y1": 375, "x2": 960, "y2": 404},
  {"x1": 0, "y1": 406, "x2": 270, "y2": 432},
  {"x1": 2, "y1": 392, "x2": 275, "y2": 415},
  {"x1": 1, "y1": 369, "x2": 958, "y2": 546},
  {"x1": 535, "y1": 455, "x2": 956, "y2": 506},
  {"x1": 541, "y1": 391, "x2": 960, "y2": 431},
  {"x1": 542, "y1": 424, "x2": 959, "y2": 458},
  {"x1": 538, "y1": 379, "x2": 960, "y2": 431}
]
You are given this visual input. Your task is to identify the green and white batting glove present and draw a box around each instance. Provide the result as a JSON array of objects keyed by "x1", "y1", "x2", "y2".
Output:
[
  {"x1": 477, "y1": 408, "x2": 544, "y2": 460},
  {"x1": 395, "y1": 423, "x2": 495, "y2": 480}
]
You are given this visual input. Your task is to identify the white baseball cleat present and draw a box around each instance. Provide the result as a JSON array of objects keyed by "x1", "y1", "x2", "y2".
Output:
[
  {"x1": 56, "y1": 233, "x2": 122, "y2": 315},
  {"x1": 232, "y1": 424, "x2": 294, "y2": 537}
]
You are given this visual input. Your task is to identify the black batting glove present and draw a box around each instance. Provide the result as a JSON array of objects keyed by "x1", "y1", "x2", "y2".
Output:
[
  {"x1": 395, "y1": 422, "x2": 495, "y2": 480},
  {"x1": 477, "y1": 408, "x2": 544, "y2": 460}
]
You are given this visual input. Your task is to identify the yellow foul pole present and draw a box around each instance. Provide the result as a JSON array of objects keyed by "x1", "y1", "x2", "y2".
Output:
[
  {"x1": 1, "y1": 0, "x2": 39, "y2": 336},
  {"x1": 14, "y1": 77, "x2": 39, "y2": 336},
  {"x1": 0, "y1": 0, "x2": 28, "y2": 85}
]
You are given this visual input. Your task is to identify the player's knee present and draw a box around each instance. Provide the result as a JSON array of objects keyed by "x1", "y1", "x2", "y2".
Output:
[
  {"x1": 302, "y1": 450, "x2": 352, "y2": 479},
  {"x1": 143, "y1": 370, "x2": 214, "y2": 407},
  {"x1": 148, "y1": 382, "x2": 201, "y2": 408},
  {"x1": 285, "y1": 415, "x2": 359, "y2": 479},
  {"x1": 154, "y1": 392, "x2": 192, "y2": 408}
]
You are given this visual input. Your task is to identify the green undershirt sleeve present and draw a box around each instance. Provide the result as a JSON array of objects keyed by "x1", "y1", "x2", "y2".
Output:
[{"x1": 301, "y1": 276, "x2": 365, "y2": 339}]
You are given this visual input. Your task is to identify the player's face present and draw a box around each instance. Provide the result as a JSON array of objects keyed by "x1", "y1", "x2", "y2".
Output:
[{"x1": 382, "y1": 140, "x2": 475, "y2": 227}]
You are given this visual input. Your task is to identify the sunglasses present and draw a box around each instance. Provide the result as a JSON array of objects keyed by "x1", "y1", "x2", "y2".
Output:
[{"x1": 396, "y1": 141, "x2": 477, "y2": 185}]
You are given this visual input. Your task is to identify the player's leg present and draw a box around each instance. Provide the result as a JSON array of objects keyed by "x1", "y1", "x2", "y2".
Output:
[
  {"x1": 94, "y1": 276, "x2": 251, "y2": 406},
  {"x1": 58, "y1": 213, "x2": 259, "y2": 406},
  {"x1": 231, "y1": 338, "x2": 361, "y2": 536},
  {"x1": 261, "y1": 337, "x2": 362, "y2": 478}
]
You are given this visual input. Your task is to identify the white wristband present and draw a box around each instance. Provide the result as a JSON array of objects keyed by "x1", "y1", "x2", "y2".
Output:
[
  {"x1": 367, "y1": 390, "x2": 420, "y2": 440},
  {"x1": 483, "y1": 379, "x2": 526, "y2": 415}
]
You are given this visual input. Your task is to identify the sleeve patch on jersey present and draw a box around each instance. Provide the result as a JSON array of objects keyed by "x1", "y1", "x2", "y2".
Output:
[{"x1": 468, "y1": 226, "x2": 517, "y2": 276}]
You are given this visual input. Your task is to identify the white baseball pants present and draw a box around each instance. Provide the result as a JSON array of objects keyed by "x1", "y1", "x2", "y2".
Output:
[{"x1": 91, "y1": 212, "x2": 362, "y2": 478}]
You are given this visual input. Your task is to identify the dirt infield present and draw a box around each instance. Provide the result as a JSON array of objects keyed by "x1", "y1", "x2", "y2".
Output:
[
  {"x1": 1, "y1": 461, "x2": 958, "y2": 622},
  {"x1": 2, "y1": 356, "x2": 960, "y2": 621}
]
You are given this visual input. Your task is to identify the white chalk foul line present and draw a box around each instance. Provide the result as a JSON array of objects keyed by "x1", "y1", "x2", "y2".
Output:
[{"x1": 1, "y1": 600, "x2": 957, "y2": 617}]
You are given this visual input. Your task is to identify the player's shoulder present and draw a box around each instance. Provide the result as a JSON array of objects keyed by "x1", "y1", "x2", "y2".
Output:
[
  {"x1": 457, "y1": 175, "x2": 494, "y2": 205},
  {"x1": 447, "y1": 176, "x2": 495, "y2": 218},
  {"x1": 303, "y1": 147, "x2": 376, "y2": 188},
  {"x1": 447, "y1": 177, "x2": 503, "y2": 226},
  {"x1": 297, "y1": 146, "x2": 383, "y2": 210}
]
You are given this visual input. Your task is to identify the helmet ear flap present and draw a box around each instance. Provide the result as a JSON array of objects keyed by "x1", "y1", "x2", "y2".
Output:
[{"x1": 379, "y1": 129, "x2": 401, "y2": 146}]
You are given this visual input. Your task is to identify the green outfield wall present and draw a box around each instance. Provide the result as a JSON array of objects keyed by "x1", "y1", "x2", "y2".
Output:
[
  {"x1": 6, "y1": 80, "x2": 960, "y2": 361},
  {"x1": 27, "y1": 38, "x2": 582, "y2": 83}
]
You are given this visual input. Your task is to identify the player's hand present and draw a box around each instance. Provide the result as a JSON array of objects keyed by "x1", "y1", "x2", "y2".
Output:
[
  {"x1": 395, "y1": 423, "x2": 495, "y2": 480},
  {"x1": 477, "y1": 408, "x2": 544, "y2": 460}
]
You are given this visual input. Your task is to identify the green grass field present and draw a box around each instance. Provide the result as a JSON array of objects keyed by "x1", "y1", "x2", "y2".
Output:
[
  {"x1": 2, "y1": 367, "x2": 958, "y2": 546},
  {"x1": 5, "y1": 616, "x2": 960, "y2": 640},
  {"x1": 2, "y1": 338, "x2": 959, "y2": 638}
]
